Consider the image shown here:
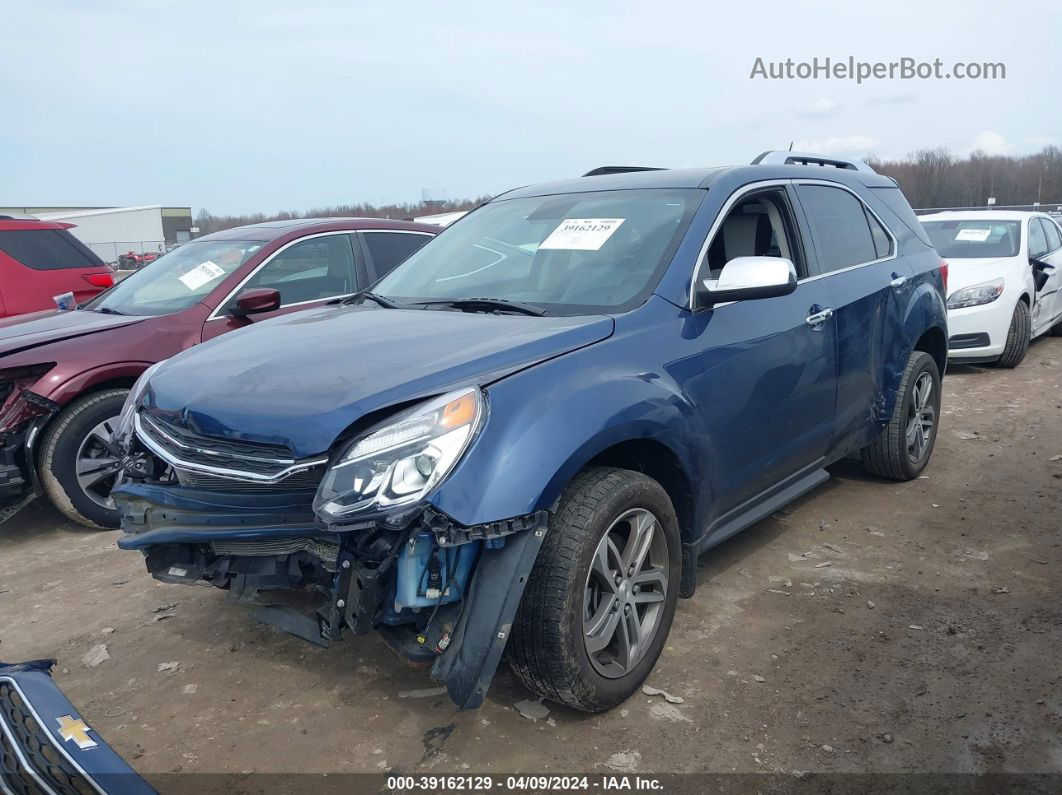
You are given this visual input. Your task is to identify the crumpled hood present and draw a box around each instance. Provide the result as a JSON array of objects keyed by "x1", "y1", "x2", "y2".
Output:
[
  {"x1": 945, "y1": 257, "x2": 1022, "y2": 295},
  {"x1": 0, "y1": 309, "x2": 146, "y2": 358},
  {"x1": 143, "y1": 304, "x2": 614, "y2": 457}
]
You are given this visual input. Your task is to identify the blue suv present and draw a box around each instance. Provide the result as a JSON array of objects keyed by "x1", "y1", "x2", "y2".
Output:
[{"x1": 113, "y1": 152, "x2": 948, "y2": 712}]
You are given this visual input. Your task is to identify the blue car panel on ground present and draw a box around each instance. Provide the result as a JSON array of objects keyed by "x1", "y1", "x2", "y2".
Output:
[{"x1": 0, "y1": 660, "x2": 154, "y2": 795}]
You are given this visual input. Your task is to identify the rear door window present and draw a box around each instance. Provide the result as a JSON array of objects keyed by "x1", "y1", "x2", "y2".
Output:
[
  {"x1": 0, "y1": 229, "x2": 105, "y2": 269},
  {"x1": 797, "y1": 185, "x2": 880, "y2": 274},
  {"x1": 360, "y1": 231, "x2": 432, "y2": 279}
]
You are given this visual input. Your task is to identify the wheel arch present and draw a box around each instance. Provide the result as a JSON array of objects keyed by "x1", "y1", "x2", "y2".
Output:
[
  {"x1": 31, "y1": 368, "x2": 145, "y2": 474},
  {"x1": 913, "y1": 325, "x2": 947, "y2": 376},
  {"x1": 585, "y1": 438, "x2": 694, "y2": 546}
]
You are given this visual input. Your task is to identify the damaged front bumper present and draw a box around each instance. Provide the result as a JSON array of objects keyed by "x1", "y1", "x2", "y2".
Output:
[
  {"x1": 0, "y1": 659, "x2": 154, "y2": 795},
  {"x1": 115, "y1": 481, "x2": 547, "y2": 709},
  {"x1": 0, "y1": 386, "x2": 62, "y2": 513}
]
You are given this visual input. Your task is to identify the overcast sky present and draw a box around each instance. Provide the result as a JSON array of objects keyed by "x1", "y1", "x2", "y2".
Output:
[{"x1": 2, "y1": 0, "x2": 1059, "y2": 215}]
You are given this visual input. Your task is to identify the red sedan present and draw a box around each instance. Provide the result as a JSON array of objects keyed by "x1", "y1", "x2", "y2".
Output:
[
  {"x1": 0, "y1": 217, "x2": 436, "y2": 528},
  {"x1": 0, "y1": 216, "x2": 116, "y2": 317}
]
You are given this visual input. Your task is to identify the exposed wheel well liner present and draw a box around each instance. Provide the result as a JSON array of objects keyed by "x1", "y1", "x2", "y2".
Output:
[
  {"x1": 586, "y1": 439, "x2": 693, "y2": 542},
  {"x1": 913, "y1": 325, "x2": 947, "y2": 376}
]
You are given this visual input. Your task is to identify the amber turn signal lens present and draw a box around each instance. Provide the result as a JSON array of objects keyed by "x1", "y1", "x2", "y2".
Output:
[{"x1": 440, "y1": 393, "x2": 476, "y2": 429}]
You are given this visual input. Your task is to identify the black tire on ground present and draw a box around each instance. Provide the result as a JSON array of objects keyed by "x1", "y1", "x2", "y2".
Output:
[
  {"x1": 507, "y1": 467, "x2": 681, "y2": 712},
  {"x1": 39, "y1": 389, "x2": 129, "y2": 530},
  {"x1": 1049, "y1": 318, "x2": 1062, "y2": 337},
  {"x1": 994, "y1": 301, "x2": 1031, "y2": 368},
  {"x1": 861, "y1": 351, "x2": 941, "y2": 481}
]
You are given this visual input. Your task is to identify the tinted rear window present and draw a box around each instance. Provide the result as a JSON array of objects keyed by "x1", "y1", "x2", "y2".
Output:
[
  {"x1": 870, "y1": 186, "x2": 933, "y2": 246},
  {"x1": 0, "y1": 229, "x2": 105, "y2": 269},
  {"x1": 361, "y1": 231, "x2": 432, "y2": 278}
]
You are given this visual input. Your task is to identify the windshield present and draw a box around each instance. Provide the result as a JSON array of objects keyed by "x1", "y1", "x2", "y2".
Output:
[
  {"x1": 82, "y1": 240, "x2": 263, "y2": 316},
  {"x1": 373, "y1": 189, "x2": 703, "y2": 315},
  {"x1": 921, "y1": 220, "x2": 1021, "y2": 259}
]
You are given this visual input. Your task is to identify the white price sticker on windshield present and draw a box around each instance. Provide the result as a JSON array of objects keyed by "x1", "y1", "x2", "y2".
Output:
[
  {"x1": 539, "y1": 218, "x2": 625, "y2": 251},
  {"x1": 955, "y1": 228, "x2": 992, "y2": 242},
  {"x1": 178, "y1": 260, "x2": 226, "y2": 290}
]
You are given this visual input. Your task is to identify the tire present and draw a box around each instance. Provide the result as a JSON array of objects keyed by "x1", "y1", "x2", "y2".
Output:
[
  {"x1": 507, "y1": 467, "x2": 681, "y2": 712},
  {"x1": 994, "y1": 301, "x2": 1031, "y2": 368},
  {"x1": 861, "y1": 351, "x2": 941, "y2": 481},
  {"x1": 39, "y1": 389, "x2": 129, "y2": 529},
  {"x1": 1049, "y1": 318, "x2": 1062, "y2": 337}
]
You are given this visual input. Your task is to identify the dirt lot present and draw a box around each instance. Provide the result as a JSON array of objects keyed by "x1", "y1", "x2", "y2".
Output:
[{"x1": 2, "y1": 338, "x2": 1060, "y2": 783}]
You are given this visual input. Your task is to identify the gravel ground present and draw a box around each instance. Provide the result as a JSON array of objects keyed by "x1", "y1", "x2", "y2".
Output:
[{"x1": 1, "y1": 337, "x2": 1060, "y2": 784}]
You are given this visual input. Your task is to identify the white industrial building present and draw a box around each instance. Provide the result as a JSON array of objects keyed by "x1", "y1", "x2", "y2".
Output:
[{"x1": 0, "y1": 205, "x2": 193, "y2": 265}]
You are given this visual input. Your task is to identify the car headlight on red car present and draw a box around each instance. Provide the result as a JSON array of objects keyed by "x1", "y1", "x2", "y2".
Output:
[
  {"x1": 947, "y1": 278, "x2": 1004, "y2": 309},
  {"x1": 314, "y1": 387, "x2": 485, "y2": 523}
]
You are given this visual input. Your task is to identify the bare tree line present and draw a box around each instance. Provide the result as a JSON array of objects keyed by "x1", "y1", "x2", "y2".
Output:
[
  {"x1": 868, "y1": 146, "x2": 1062, "y2": 210},
  {"x1": 193, "y1": 146, "x2": 1062, "y2": 234},
  {"x1": 193, "y1": 197, "x2": 490, "y2": 236}
]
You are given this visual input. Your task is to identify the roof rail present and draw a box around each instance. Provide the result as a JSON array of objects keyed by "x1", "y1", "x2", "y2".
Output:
[
  {"x1": 582, "y1": 166, "x2": 666, "y2": 177},
  {"x1": 752, "y1": 150, "x2": 877, "y2": 174}
]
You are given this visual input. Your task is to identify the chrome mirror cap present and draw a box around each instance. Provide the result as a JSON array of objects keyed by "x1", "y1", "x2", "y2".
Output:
[{"x1": 698, "y1": 256, "x2": 798, "y2": 307}]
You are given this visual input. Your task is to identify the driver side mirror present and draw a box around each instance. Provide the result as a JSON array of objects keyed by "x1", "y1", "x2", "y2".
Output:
[
  {"x1": 230, "y1": 287, "x2": 281, "y2": 317},
  {"x1": 696, "y1": 256, "x2": 798, "y2": 307}
]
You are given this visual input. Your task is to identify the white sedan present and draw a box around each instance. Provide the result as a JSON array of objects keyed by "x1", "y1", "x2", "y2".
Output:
[{"x1": 921, "y1": 211, "x2": 1062, "y2": 367}]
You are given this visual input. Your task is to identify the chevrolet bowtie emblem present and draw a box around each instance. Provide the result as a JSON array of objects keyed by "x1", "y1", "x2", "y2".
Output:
[{"x1": 56, "y1": 715, "x2": 98, "y2": 750}]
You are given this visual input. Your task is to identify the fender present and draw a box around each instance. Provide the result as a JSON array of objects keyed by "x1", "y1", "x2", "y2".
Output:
[
  {"x1": 429, "y1": 328, "x2": 706, "y2": 533},
  {"x1": 40, "y1": 360, "x2": 154, "y2": 405}
]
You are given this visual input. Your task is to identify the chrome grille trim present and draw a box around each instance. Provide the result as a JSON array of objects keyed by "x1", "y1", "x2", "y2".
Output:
[
  {"x1": 135, "y1": 413, "x2": 327, "y2": 483},
  {"x1": 139, "y1": 413, "x2": 293, "y2": 464},
  {"x1": 177, "y1": 466, "x2": 324, "y2": 492}
]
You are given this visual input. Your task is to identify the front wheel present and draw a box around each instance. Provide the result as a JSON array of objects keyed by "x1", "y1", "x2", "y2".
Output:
[
  {"x1": 507, "y1": 467, "x2": 681, "y2": 712},
  {"x1": 39, "y1": 389, "x2": 128, "y2": 529},
  {"x1": 994, "y1": 301, "x2": 1031, "y2": 368},
  {"x1": 861, "y1": 351, "x2": 941, "y2": 481}
]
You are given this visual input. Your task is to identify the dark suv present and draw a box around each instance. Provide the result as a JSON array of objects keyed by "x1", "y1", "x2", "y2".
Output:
[{"x1": 114, "y1": 152, "x2": 948, "y2": 712}]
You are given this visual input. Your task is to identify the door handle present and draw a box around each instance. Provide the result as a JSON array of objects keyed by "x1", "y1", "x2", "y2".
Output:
[
  {"x1": 805, "y1": 307, "x2": 834, "y2": 327},
  {"x1": 890, "y1": 274, "x2": 907, "y2": 289}
]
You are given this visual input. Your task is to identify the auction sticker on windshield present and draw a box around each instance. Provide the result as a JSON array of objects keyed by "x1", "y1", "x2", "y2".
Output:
[
  {"x1": 178, "y1": 260, "x2": 226, "y2": 290},
  {"x1": 540, "y1": 218, "x2": 625, "y2": 251}
]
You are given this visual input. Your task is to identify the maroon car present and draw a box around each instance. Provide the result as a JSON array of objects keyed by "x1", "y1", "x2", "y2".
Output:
[{"x1": 0, "y1": 217, "x2": 436, "y2": 528}]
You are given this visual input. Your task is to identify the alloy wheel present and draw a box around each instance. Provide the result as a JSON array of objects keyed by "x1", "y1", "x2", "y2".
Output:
[
  {"x1": 75, "y1": 416, "x2": 123, "y2": 509},
  {"x1": 905, "y1": 372, "x2": 935, "y2": 463},
  {"x1": 582, "y1": 508, "x2": 669, "y2": 678}
]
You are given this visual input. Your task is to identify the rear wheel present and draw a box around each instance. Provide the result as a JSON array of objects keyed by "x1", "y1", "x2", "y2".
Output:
[
  {"x1": 1049, "y1": 318, "x2": 1062, "y2": 337},
  {"x1": 861, "y1": 351, "x2": 941, "y2": 481},
  {"x1": 994, "y1": 301, "x2": 1031, "y2": 368},
  {"x1": 507, "y1": 467, "x2": 680, "y2": 712},
  {"x1": 39, "y1": 389, "x2": 128, "y2": 529}
]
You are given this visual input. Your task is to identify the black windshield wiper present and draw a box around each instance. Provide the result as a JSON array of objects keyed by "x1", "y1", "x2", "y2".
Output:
[
  {"x1": 420, "y1": 297, "x2": 547, "y2": 316},
  {"x1": 341, "y1": 290, "x2": 406, "y2": 309},
  {"x1": 92, "y1": 306, "x2": 125, "y2": 315}
]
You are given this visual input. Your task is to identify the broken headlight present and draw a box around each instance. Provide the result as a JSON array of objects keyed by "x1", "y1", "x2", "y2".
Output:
[
  {"x1": 114, "y1": 361, "x2": 163, "y2": 447},
  {"x1": 314, "y1": 387, "x2": 484, "y2": 522}
]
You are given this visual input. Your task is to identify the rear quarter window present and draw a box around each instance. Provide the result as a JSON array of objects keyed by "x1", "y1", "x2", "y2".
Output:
[
  {"x1": 0, "y1": 229, "x2": 105, "y2": 269},
  {"x1": 870, "y1": 186, "x2": 933, "y2": 247}
]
